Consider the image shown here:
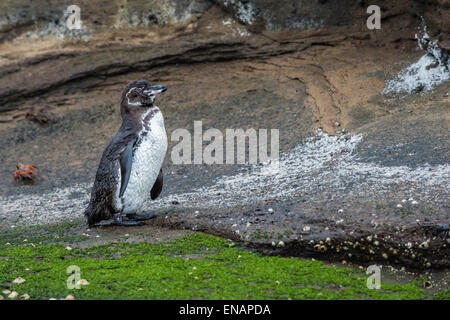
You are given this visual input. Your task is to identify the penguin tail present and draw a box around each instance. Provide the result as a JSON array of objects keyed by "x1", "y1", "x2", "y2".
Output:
[
  {"x1": 84, "y1": 207, "x2": 93, "y2": 226},
  {"x1": 84, "y1": 204, "x2": 114, "y2": 226},
  {"x1": 83, "y1": 205, "x2": 98, "y2": 226}
]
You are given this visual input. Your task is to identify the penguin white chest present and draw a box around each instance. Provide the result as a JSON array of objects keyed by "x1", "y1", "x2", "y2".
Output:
[{"x1": 121, "y1": 110, "x2": 167, "y2": 214}]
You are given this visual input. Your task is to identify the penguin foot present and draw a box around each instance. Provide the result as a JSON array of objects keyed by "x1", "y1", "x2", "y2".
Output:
[
  {"x1": 114, "y1": 214, "x2": 144, "y2": 227},
  {"x1": 126, "y1": 212, "x2": 159, "y2": 221}
]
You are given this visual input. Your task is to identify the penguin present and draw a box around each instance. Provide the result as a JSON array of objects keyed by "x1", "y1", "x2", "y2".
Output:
[{"x1": 84, "y1": 80, "x2": 168, "y2": 226}]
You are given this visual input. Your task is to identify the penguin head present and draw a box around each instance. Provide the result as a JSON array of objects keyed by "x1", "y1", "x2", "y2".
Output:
[{"x1": 120, "y1": 80, "x2": 167, "y2": 114}]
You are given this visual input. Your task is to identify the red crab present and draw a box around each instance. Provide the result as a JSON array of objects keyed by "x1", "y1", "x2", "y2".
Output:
[
  {"x1": 25, "y1": 109, "x2": 56, "y2": 126},
  {"x1": 14, "y1": 163, "x2": 44, "y2": 185}
]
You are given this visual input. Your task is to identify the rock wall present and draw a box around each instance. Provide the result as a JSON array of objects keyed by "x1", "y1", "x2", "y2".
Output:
[
  {"x1": 0, "y1": 0, "x2": 212, "y2": 42},
  {"x1": 0, "y1": 0, "x2": 449, "y2": 116},
  {"x1": 213, "y1": 0, "x2": 449, "y2": 35},
  {"x1": 0, "y1": 0, "x2": 449, "y2": 41}
]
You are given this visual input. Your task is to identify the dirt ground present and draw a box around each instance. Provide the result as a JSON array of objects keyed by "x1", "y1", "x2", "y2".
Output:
[{"x1": 0, "y1": 7, "x2": 449, "y2": 271}]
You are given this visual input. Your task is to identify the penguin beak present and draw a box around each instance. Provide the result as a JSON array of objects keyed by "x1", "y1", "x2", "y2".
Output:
[{"x1": 143, "y1": 85, "x2": 167, "y2": 97}]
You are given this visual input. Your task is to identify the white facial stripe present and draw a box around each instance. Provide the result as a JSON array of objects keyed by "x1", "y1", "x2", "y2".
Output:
[{"x1": 126, "y1": 87, "x2": 142, "y2": 106}]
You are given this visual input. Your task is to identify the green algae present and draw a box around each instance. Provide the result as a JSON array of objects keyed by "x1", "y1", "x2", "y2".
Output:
[{"x1": 0, "y1": 232, "x2": 441, "y2": 300}]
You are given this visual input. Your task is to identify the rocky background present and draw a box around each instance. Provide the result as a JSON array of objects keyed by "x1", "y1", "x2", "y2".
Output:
[{"x1": 0, "y1": 0, "x2": 449, "y2": 271}]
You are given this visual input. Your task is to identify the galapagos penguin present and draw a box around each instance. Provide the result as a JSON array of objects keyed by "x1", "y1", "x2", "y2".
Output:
[{"x1": 85, "y1": 80, "x2": 168, "y2": 226}]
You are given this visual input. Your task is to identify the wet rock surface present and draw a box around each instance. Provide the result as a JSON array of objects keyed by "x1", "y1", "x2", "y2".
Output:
[{"x1": 0, "y1": 2, "x2": 449, "y2": 270}]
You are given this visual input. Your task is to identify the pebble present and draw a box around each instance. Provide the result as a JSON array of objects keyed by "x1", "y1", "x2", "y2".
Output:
[
  {"x1": 12, "y1": 277, "x2": 26, "y2": 284},
  {"x1": 396, "y1": 204, "x2": 403, "y2": 208},
  {"x1": 419, "y1": 240, "x2": 429, "y2": 249},
  {"x1": 268, "y1": 208, "x2": 273, "y2": 213},
  {"x1": 20, "y1": 293, "x2": 30, "y2": 300},
  {"x1": 76, "y1": 279, "x2": 89, "y2": 286},
  {"x1": 411, "y1": 200, "x2": 418, "y2": 205}
]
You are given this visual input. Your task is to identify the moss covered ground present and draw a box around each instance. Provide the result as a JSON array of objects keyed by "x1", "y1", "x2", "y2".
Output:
[{"x1": 0, "y1": 222, "x2": 448, "y2": 300}]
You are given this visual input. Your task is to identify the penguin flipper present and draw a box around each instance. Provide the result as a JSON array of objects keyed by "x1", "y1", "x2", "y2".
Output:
[
  {"x1": 150, "y1": 168, "x2": 163, "y2": 200},
  {"x1": 119, "y1": 138, "x2": 136, "y2": 198}
]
